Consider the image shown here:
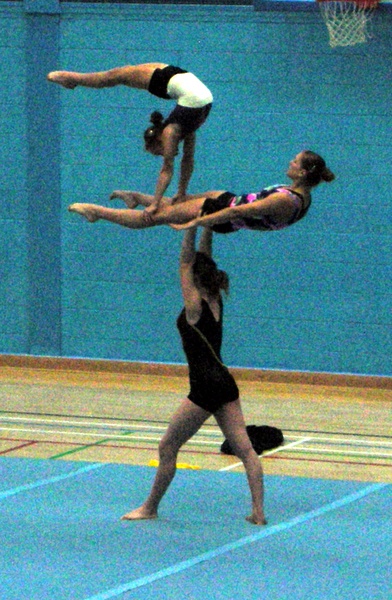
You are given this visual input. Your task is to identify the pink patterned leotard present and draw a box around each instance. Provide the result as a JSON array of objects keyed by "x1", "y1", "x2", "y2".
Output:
[{"x1": 201, "y1": 185, "x2": 311, "y2": 234}]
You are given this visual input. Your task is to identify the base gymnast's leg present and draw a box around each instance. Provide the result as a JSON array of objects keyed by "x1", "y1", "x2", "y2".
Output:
[
  {"x1": 214, "y1": 400, "x2": 266, "y2": 525},
  {"x1": 121, "y1": 398, "x2": 210, "y2": 520}
]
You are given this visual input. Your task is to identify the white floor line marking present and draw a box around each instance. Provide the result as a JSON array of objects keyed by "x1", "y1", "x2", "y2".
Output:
[
  {"x1": 82, "y1": 481, "x2": 390, "y2": 600},
  {"x1": 219, "y1": 438, "x2": 313, "y2": 472},
  {"x1": 286, "y1": 434, "x2": 392, "y2": 447},
  {"x1": 3, "y1": 427, "x2": 391, "y2": 460},
  {"x1": 0, "y1": 416, "x2": 220, "y2": 436},
  {"x1": 0, "y1": 427, "x2": 135, "y2": 439},
  {"x1": 0, "y1": 427, "x2": 222, "y2": 446},
  {"x1": 0, "y1": 462, "x2": 106, "y2": 499}
]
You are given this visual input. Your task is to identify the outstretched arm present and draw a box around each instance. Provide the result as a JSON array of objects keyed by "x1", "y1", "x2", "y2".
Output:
[
  {"x1": 148, "y1": 124, "x2": 181, "y2": 212},
  {"x1": 197, "y1": 227, "x2": 213, "y2": 258},
  {"x1": 179, "y1": 228, "x2": 202, "y2": 324},
  {"x1": 176, "y1": 191, "x2": 297, "y2": 229},
  {"x1": 180, "y1": 226, "x2": 197, "y2": 266},
  {"x1": 175, "y1": 133, "x2": 196, "y2": 202}
]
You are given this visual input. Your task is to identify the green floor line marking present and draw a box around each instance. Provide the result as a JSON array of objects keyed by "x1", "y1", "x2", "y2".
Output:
[
  {"x1": 47, "y1": 432, "x2": 219, "y2": 461},
  {"x1": 49, "y1": 431, "x2": 136, "y2": 460}
]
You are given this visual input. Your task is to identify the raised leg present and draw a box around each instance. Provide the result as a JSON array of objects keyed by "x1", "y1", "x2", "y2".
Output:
[
  {"x1": 68, "y1": 204, "x2": 155, "y2": 228},
  {"x1": 68, "y1": 195, "x2": 210, "y2": 229},
  {"x1": 47, "y1": 62, "x2": 167, "y2": 90},
  {"x1": 121, "y1": 399, "x2": 210, "y2": 520},
  {"x1": 215, "y1": 400, "x2": 266, "y2": 525},
  {"x1": 109, "y1": 190, "x2": 225, "y2": 209}
]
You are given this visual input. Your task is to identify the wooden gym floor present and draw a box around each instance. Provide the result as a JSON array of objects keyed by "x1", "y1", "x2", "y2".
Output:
[
  {"x1": 0, "y1": 358, "x2": 391, "y2": 600},
  {"x1": 1, "y1": 359, "x2": 391, "y2": 483}
]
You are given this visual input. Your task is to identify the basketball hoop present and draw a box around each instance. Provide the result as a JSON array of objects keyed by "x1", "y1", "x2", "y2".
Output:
[{"x1": 317, "y1": 0, "x2": 380, "y2": 47}]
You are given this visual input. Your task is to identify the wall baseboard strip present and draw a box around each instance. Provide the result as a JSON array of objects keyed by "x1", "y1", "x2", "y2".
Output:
[{"x1": 0, "y1": 354, "x2": 391, "y2": 390}]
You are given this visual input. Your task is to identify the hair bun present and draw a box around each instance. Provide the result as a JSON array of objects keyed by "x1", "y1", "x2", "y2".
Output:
[
  {"x1": 150, "y1": 111, "x2": 164, "y2": 125},
  {"x1": 302, "y1": 150, "x2": 335, "y2": 186}
]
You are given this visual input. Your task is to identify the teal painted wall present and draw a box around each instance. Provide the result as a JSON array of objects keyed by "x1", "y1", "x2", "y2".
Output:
[
  {"x1": 0, "y1": 4, "x2": 28, "y2": 354},
  {"x1": 1, "y1": 1, "x2": 391, "y2": 376}
]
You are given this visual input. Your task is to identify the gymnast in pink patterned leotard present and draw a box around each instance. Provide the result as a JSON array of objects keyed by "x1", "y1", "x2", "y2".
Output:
[
  {"x1": 68, "y1": 150, "x2": 335, "y2": 234},
  {"x1": 200, "y1": 185, "x2": 311, "y2": 234}
]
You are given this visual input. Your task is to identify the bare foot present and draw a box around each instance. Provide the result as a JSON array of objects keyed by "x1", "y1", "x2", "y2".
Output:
[
  {"x1": 246, "y1": 514, "x2": 267, "y2": 526},
  {"x1": 110, "y1": 190, "x2": 139, "y2": 209},
  {"x1": 47, "y1": 71, "x2": 78, "y2": 89},
  {"x1": 68, "y1": 203, "x2": 100, "y2": 222},
  {"x1": 169, "y1": 220, "x2": 196, "y2": 231},
  {"x1": 121, "y1": 506, "x2": 158, "y2": 521}
]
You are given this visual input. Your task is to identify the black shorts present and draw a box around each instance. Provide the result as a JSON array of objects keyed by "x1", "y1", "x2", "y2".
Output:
[
  {"x1": 148, "y1": 65, "x2": 187, "y2": 99},
  {"x1": 165, "y1": 103, "x2": 212, "y2": 138},
  {"x1": 201, "y1": 191, "x2": 236, "y2": 234}
]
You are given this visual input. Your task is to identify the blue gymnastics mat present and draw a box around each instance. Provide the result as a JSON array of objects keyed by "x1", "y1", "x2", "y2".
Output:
[{"x1": 0, "y1": 457, "x2": 390, "y2": 600}]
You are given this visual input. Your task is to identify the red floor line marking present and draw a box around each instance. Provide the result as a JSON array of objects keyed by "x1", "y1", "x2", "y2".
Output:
[
  {"x1": 0, "y1": 437, "x2": 221, "y2": 457},
  {"x1": 0, "y1": 441, "x2": 38, "y2": 456},
  {"x1": 1, "y1": 439, "x2": 391, "y2": 469},
  {"x1": 269, "y1": 455, "x2": 392, "y2": 468},
  {"x1": 3, "y1": 411, "x2": 390, "y2": 438}
]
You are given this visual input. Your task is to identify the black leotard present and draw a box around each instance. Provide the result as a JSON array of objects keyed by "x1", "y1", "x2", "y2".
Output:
[{"x1": 176, "y1": 299, "x2": 238, "y2": 413}]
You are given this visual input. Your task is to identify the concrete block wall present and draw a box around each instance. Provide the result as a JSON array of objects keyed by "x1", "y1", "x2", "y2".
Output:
[{"x1": 0, "y1": 5, "x2": 29, "y2": 353}]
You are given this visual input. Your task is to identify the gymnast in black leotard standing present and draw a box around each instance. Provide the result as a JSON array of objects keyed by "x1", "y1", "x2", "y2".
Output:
[
  {"x1": 121, "y1": 227, "x2": 266, "y2": 525},
  {"x1": 176, "y1": 289, "x2": 239, "y2": 414}
]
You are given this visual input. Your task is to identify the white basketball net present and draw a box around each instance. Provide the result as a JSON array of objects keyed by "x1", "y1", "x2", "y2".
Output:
[{"x1": 318, "y1": 0, "x2": 378, "y2": 47}]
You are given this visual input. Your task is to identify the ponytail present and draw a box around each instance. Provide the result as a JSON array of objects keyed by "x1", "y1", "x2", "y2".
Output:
[{"x1": 193, "y1": 252, "x2": 230, "y2": 296}]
